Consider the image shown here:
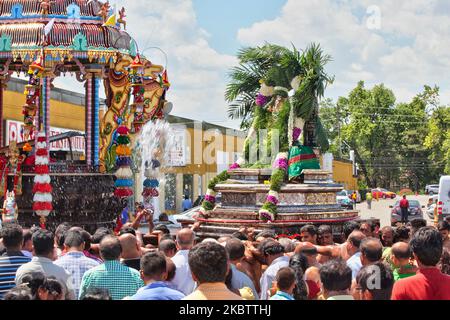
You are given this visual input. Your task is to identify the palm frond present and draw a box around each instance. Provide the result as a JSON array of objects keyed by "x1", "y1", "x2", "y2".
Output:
[{"x1": 316, "y1": 117, "x2": 330, "y2": 152}]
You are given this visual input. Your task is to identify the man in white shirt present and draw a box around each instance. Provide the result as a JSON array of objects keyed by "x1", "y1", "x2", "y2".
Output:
[
  {"x1": 345, "y1": 230, "x2": 366, "y2": 280},
  {"x1": 15, "y1": 229, "x2": 75, "y2": 300},
  {"x1": 259, "y1": 239, "x2": 289, "y2": 300},
  {"x1": 169, "y1": 228, "x2": 196, "y2": 295}
]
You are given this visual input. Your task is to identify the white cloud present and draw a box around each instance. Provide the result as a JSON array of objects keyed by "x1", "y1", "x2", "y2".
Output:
[
  {"x1": 237, "y1": 0, "x2": 450, "y2": 104},
  {"x1": 124, "y1": 0, "x2": 238, "y2": 127}
]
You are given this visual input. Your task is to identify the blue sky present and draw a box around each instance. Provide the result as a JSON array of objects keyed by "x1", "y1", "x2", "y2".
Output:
[
  {"x1": 50, "y1": 0, "x2": 450, "y2": 130},
  {"x1": 192, "y1": 0, "x2": 286, "y2": 55}
]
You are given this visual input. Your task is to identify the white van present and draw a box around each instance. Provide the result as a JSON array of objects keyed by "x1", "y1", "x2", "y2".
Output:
[{"x1": 437, "y1": 176, "x2": 450, "y2": 221}]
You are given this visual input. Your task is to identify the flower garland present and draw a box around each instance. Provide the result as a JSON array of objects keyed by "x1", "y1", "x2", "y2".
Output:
[
  {"x1": 258, "y1": 152, "x2": 288, "y2": 222},
  {"x1": 199, "y1": 170, "x2": 230, "y2": 216},
  {"x1": 114, "y1": 125, "x2": 134, "y2": 198},
  {"x1": 32, "y1": 132, "x2": 52, "y2": 228}
]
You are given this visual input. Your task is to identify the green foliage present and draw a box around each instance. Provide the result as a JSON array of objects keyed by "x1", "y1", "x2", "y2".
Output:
[
  {"x1": 321, "y1": 82, "x2": 448, "y2": 190},
  {"x1": 116, "y1": 135, "x2": 130, "y2": 145},
  {"x1": 271, "y1": 169, "x2": 286, "y2": 192},
  {"x1": 261, "y1": 202, "x2": 277, "y2": 213},
  {"x1": 227, "y1": 43, "x2": 333, "y2": 152},
  {"x1": 203, "y1": 200, "x2": 215, "y2": 211}
]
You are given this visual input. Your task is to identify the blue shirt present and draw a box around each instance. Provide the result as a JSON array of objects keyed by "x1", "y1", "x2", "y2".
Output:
[
  {"x1": 55, "y1": 251, "x2": 100, "y2": 299},
  {"x1": 0, "y1": 253, "x2": 31, "y2": 299},
  {"x1": 347, "y1": 252, "x2": 362, "y2": 280},
  {"x1": 260, "y1": 255, "x2": 290, "y2": 300},
  {"x1": 129, "y1": 281, "x2": 185, "y2": 300},
  {"x1": 182, "y1": 199, "x2": 192, "y2": 211},
  {"x1": 270, "y1": 291, "x2": 294, "y2": 300}
]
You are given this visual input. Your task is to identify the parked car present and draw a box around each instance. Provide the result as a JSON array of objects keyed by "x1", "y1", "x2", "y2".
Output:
[
  {"x1": 173, "y1": 206, "x2": 200, "y2": 228},
  {"x1": 437, "y1": 176, "x2": 450, "y2": 222},
  {"x1": 390, "y1": 199, "x2": 424, "y2": 225},
  {"x1": 372, "y1": 188, "x2": 397, "y2": 199},
  {"x1": 425, "y1": 184, "x2": 440, "y2": 195},
  {"x1": 337, "y1": 190, "x2": 353, "y2": 209}
]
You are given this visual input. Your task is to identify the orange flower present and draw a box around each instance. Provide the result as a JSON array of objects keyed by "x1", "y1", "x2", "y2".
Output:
[{"x1": 116, "y1": 145, "x2": 131, "y2": 156}]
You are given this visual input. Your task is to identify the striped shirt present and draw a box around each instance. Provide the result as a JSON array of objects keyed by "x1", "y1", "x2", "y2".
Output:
[
  {"x1": 0, "y1": 253, "x2": 31, "y2": 299},
  {"x1": 79, "y1": 260, "x2": 144, "y2": 300}
]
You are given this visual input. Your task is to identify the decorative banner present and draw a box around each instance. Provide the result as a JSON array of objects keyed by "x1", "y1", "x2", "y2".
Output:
[
  {"x1": 6, "y1": 120, "x2": 85, "y2": 153},
  {"x1": 166, "y1": 125, "x2": 186, "y2": 167}
]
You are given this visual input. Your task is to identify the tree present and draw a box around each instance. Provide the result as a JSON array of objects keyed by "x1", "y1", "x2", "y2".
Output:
[{"x1": 225, "y1": 43, "x2": 334, "y2": 151}]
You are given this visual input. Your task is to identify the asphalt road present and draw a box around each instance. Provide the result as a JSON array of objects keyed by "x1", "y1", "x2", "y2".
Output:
[{"x1": 357, "y1": 195, "x2": 434, "y2": 228}]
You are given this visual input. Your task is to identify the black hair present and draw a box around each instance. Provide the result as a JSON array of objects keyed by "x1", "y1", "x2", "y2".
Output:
[
  {"x1": 166, "y1": 258, "x2": 176, "y2": 282},
  {"x1": 276, "y1": 267, "x2": 296, "y2": 292},
  {"x1": 410, "y1": 227, "x2": 443, "y2": 266},
  {"x1": 289, "y1": 253, "x2": 309, "y2": 274},
  {"x1": 360, "y1": 238, "x2": 383, "y2": 262},
  {"x1": 64, "y1": 230, "x2": 84, "y2": 248},
  {"x1": 55, "y1": 223, "x2": 71, "y2": 248},
  {"x1": 393, "y1": 226, "x2": 410, "y2": 243},
  {"x1": 158, "y1": 213, "x2": 169, "y2": 222},
  {"x1": 159, "y1": 239, "x2": 177, "y2": 255},
  {"x1": 140, "y1": 251, "x2": 167, "y2": 279},
  {"x1": 0, "y1": 223, "x2": 23, "y2": 248},
  {"x1": 361, "y1": 221, "x2": 375, "y2": 232},
  {"x1": 289, "y1": 254, "x2": 309, "y2": 300},
  {"x1": 410, "y1": 219, "x2": 427, "y2": 232},
  {"x1": 438, "y1": 221, "x2": 450, "y2": 232},
  {"x1": 23, "y1": 229, "x2": 33, "y2": 243},
  {"x1": 99, "y1": 235, "x2": 122, "y2": 261},
  {"x1": 319, "y1": 259, "x2": 352, "y2": 292},
  {"x1": 259, "y1": 239, "x2": 285, "y2": 256},
  {"x1": 3, "y1": 285, "x2": 33, "y2": 300},
  {"x1": 188, "y1": 242, "x2": 228, "y2": 283},
  {"x1": 318, "y1": 225, "x2": 332, "y2": 235},
  {"x1": 343, "y1": 221, "x2": 360, "y2": 239},
  {"x1": 438, "y1": 249, "x2": 450, "y2": 275},
  {"x1": 119, "y1": 226, "x2": 136, "y2": 237},
  {"x1": 45, "y1": 277, "x2": 63, "y2": 298},
  {"x1": 20, "y1": 272, "x2": 62, "y2": 300},
  {"x1": 81, "y1": 287, "x2": 112, "y2": 300},
  {"x1": 256, "y1": 230, "x2": 277, "y2": 239},
  {"x1": 225, "y1": 238, "x2": 245, "y2": 261},
  {"x1": 300, "y1": 224, "x2": 318, "y2": 236},
  {"x1": 231, "y1": 232, "x2": 248, "y2": 241},
  {"x1": 154, "y1": 224, "x2": 170, "y2": 235},
  {"x1": 356, "y1": 262, "x2": 394, "y2": 300},
  {"x1": 160, "y1": 234, "x2": 174, "y2": 242},
  {"x1": 391, "y1": 243, "x2": 411, "y2": 260},
  {"x1": 91, "y1": 227, "x2": 113, "y2": 244},
  {"x1": 32, "y1": 229, "x2": 55, "y2": 256}
]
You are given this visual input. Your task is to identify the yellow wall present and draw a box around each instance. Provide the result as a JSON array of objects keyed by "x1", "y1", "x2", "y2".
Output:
[
  {"x1": 332, "y1": 160, "x2": 358, "y2": 191},
  {"x1": 3, "y1": 90, "x2": 85, "y2": 131}
]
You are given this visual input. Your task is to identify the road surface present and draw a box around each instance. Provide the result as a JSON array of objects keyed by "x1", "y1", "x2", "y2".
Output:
[{"x1": 357, "y1": 195, "x2": 433, "y2": 228}]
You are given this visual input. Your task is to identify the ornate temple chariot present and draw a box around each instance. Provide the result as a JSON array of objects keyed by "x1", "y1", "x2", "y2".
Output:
[{"x1": 0, "y1": 0, "x2": 170, "y2": 232}]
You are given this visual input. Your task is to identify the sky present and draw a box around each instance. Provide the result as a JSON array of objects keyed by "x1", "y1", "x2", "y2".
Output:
[{"x1": 53, "y1": 0, "x2": 450, "y2": 129}]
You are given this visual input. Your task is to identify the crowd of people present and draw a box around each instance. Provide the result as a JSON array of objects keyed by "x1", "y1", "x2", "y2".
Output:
[{"x1": 0, "y1": 212, "x2": 449, "y2": 300}]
